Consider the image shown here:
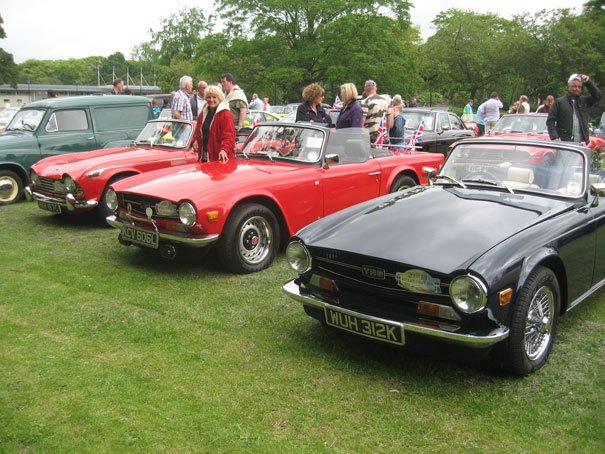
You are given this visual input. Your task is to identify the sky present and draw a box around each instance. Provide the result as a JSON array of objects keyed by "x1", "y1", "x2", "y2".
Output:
[{"x1": 1, "y1": 0, "x2": 587, "y2": 64}]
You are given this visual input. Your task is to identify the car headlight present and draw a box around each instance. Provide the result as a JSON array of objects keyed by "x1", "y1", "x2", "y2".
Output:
[
  {"x1": 30, "y1": 171, "x2": 41, "y2": 187},
  {"x1": 449, "y1": 275, "x2": 487, "y2": 313},
  {"x1": 286, "y1": 240, "x2": 312, "y2": 274},
  {"x1": 105, "y1": 188, "x2": 118, "y2": 212},
  {"x1": 156, "y1": 200, "x2": 178, "y2": 217},
  {"x1": 178, "y1": 202, "x2": 196, "y2": 226},
  {"x1": 64, "y1": 175, "x2": 77, "y2": 193}
]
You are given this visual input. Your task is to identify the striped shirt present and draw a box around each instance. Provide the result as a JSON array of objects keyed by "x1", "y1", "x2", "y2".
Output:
[
  {"x1": 361, "y1": 94, "x2": 390, "y2": 141},
  {"x1": 172, "y1": 89, "x2": 193, "y2": 121}
]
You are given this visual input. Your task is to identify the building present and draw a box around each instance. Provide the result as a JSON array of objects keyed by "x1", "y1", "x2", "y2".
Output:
[{"x1": 0, "y1": 83, "x2": 162, "y2": 108}]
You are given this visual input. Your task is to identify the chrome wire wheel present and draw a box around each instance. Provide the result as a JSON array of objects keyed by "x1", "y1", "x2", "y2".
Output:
[
  {"x1": 237, "y1": 215, "x2": 273, "y2": 266},
  {"x1": 502, "y1": 265, "x2": 560, "y2": 376},
  {"x1": 523, "y1": 285, "x2": 554, "y2": 361}
]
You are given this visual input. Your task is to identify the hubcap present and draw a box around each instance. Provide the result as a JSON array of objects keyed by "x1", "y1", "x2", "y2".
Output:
[
  {"x1": 0, "y1": 177, "x2": 18, "y2": 202},
  {"x1": 238, "y1": 216, "x2": 273, "y2": 265},
  {"x1": 524, "y1": 285, "x2": 554, "y2": 361}
]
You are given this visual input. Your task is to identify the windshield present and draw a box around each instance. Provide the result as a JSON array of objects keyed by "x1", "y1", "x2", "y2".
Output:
[
  {"x1": 0, "y1": 108, "x2": 18, "y2": 120},
  {"x1": 6, "y1": 109, "x2": 45, "y2": 132},
  {"x1": 440, "y1": 143, "x2": 592, "y2": 198},
  {"x1": 492, "y1": 115, "x2": 548, "y2": 134},
  {"x1": 402, "y1": 111, "x2": 435, "y2": 131},
  {"x1": 241, "y1": 125, "x2": 326, "y2": 163},
  {"x1": 134, "y1": 120, "x2": 193, "y2": 148}
]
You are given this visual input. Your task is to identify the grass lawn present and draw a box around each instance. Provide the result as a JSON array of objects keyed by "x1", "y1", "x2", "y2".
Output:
[{"x1": 1, "y1": 201, "x2": 604, "y2": 452}]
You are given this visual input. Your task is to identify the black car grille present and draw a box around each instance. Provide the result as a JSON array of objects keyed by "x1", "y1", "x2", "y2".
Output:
[
  {"x1": 311, "y1": 247, "x2": 451, "y2": 298},
  {"x1": 120, "y1": 193, "x2": 178, "y2": 219},
  {"x1": 37, "y1": 176, "x2": 65, "y2": 195}
]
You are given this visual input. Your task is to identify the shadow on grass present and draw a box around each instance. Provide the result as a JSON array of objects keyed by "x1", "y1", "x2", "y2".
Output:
[
  {"x1": 33, "y1": 210, "x2": 105, "y2": 230},
  {"x1": 290, "y1": 319, "x2": 508, "y2": 383},
  {"x1": 114, "y1": 244, "x2": 222, "y2": 276}
]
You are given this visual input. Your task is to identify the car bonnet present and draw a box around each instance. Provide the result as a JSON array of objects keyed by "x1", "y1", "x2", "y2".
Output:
[{"x1": 298, "y1": 186, "x2": 573, "y2": 275}]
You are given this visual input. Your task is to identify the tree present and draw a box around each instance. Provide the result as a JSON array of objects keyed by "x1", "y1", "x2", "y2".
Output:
[
  {"x1": 133, "y1": 7, "x2": 215, "y2": 65},
  {"x1": 422, "y1": 9, "x2": 519, "y2": 103},
  {"x1": 212, "y1": 0, "x2": 417, "y2": 101},
  {"x1": 0, "y1": 14, "x2": 19, "y2": 86}
]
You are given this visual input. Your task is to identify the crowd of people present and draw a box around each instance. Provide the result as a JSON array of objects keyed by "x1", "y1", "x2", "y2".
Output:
[
  {"x1": 459, "y1": 74, "x2": 601, "y2": 142},
  {"x1": 110, "y1": 71, "x2": 602, "y2": 162}
]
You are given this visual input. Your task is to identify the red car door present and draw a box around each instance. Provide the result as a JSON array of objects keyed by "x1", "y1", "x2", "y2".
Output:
[{"x1": 319, "y1": 159, "x2": 382, "y2": 216}]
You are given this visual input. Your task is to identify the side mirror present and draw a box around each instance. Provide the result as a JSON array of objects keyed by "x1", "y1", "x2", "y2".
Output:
[
  {"x1": 422, "y1": 166, "x2": 437, "y2": 178},
  {"x1": 590, "y1": 182, "x2": 605, "y2": 207},
  {"x1": 325, "y1": 153, "x2": 339, "y2": 164}
]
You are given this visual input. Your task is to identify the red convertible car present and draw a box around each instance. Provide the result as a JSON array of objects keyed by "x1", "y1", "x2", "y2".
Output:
[
  {"x1": 26, "y1": 119, "x2": 199, "y2": 222},
  {"x1": 105, "y1": 123, "x2": 444, "y2": 273}
]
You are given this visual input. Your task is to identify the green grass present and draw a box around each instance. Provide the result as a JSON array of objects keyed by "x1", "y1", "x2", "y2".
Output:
[{"x1": 1, "y1": 201, "x2": 604, "y2": 452}]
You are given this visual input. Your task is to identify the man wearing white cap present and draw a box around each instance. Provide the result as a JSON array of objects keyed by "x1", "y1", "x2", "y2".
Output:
[
  {"x1": 547, "y1": 73, "x2": 601, "y2": 144},
  {"x1": 361, "y1": 80, "x2": 390, "y2": 143}
]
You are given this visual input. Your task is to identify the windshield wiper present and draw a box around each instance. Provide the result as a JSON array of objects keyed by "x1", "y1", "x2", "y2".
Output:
[
  {"x1": 434, "y1": 174, "x2": 466, "y2": 188},
  {"x1": 462, "y1": 178, "x2": 514, "y2": 194},
  {"x1": 252, "y1": 151, "x2": 275, "y2": 162}
]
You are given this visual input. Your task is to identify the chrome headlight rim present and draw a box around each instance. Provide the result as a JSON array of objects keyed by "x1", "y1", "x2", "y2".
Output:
[
  {"x1": 178, "y1": 202, "x2": 196, "y2": 227},
  {"x1": 105, "y1": 188, "x2": 118, "y2": 212},
  {"x1": 286, "y1": 240, "x2": 312, "y2": 274},
  {"x1": 30, "y1": 171, "x2": 41, "y2": 187},
  {"x1": 63, "y1": 175, "x2": 77, "y2": 193},
  {"x1": 449, "y1": 274, "x2": 488, "y2": 314}
]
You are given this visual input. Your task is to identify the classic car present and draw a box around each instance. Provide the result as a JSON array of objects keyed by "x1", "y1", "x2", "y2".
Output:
[
  {"x1": 25, "y1": 119, "x2": 198, "y2": 222},
  {"x1": 0, "y1": 95, "x2": 153, "y2": 205},
  {"x1": 400, "y1": 108, "x2": 475, "y2": 154},
  {"x1": 283, "y1": 137, "x2": 605, "y2": 375},
  {"x1": 104, "y1": 123, "x2": 444, "y2": 273},
  {"x1": 243, "y1": 110, "x2": 281, "y2": 127},
  {"x1": 0, "y1": 107, "x2": 19, "y2": 133},
  {"x1": 491, "y1": 113, "x2": 605, "y2": 151}
]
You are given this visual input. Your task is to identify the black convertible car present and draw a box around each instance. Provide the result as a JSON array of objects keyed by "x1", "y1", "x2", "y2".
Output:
[{"x1": 283, "y1": 138, "x2": 605, "y2": 375}]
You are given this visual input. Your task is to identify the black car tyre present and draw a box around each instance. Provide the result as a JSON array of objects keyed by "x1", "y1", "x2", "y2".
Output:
[
  {"x1": 97, "y1": 176, "x2": 131, "y2": 225},
  {"x1": 218, "y1": 203, "x2": 280, "y2": 274},
  {"x1": 389, "y1": 175, "x2": 417, "y2": 192},
  {"x1": 0, "y1": 170, "x2": 23, "y2": 205},
  {"x1": 504, "y1": 265, "x2": 560, "y2": 376}
]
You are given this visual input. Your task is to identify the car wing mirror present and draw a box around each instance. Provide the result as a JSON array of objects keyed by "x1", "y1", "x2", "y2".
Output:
[
  {"x1": 590, "y1": 182, "x2": 605, "y2": 206},
  {"x1": 325, "y1": 153, "x2": 339, "y2": 165},
  {"x1": 422, "y1": 166, "x2": 437, "y2": 178}
]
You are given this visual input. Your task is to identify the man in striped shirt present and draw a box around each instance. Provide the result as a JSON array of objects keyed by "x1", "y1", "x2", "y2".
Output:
[
  {"x1": 361, "y1": 80, "x2": 390, "y2": 143},
  {"x1": 172, "y1": 75, "x2": 194, "y2": 121}
]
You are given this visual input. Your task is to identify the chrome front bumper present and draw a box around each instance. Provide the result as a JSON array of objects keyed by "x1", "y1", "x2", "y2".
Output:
[
  {"x1": 282, "y1": 279, "x2": 509, "y2": 348},
  {"x1": 106, "y1": 215, "x2": 219, "y2": 248},
  {"x1": 25, "y1": 187, "x2": 98, "y2": 211}
]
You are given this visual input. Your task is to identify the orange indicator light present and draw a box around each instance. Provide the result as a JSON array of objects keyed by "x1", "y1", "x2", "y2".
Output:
[
  {"x1": 499, "y1": 288, "x2": 513, "y2": 306},
  {"x1": 206, "y1": 211, "x2": 219, "y2": 222},
  {"x1": 418, "y1": 301, "x2": 440, "y2": 317}
]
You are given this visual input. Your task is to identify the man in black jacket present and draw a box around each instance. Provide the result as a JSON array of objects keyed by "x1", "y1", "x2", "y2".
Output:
[{"x1": 547, "y1": 74, "x2": 601, "y2": 144}]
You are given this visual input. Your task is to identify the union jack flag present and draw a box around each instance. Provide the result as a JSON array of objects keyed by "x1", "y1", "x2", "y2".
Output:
[
  {"x1": 373, "y1": 113, "x2": 389, "y2": 146},
  {"x1": 332, "y1": 96, "x2": 344, "y2": 110},
  {"x1": 252, "y1": 113, "x2": 262, "y2": 127},
  {"x1": 408, "y1": 122, "x2": 424, "y2": 148}
]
